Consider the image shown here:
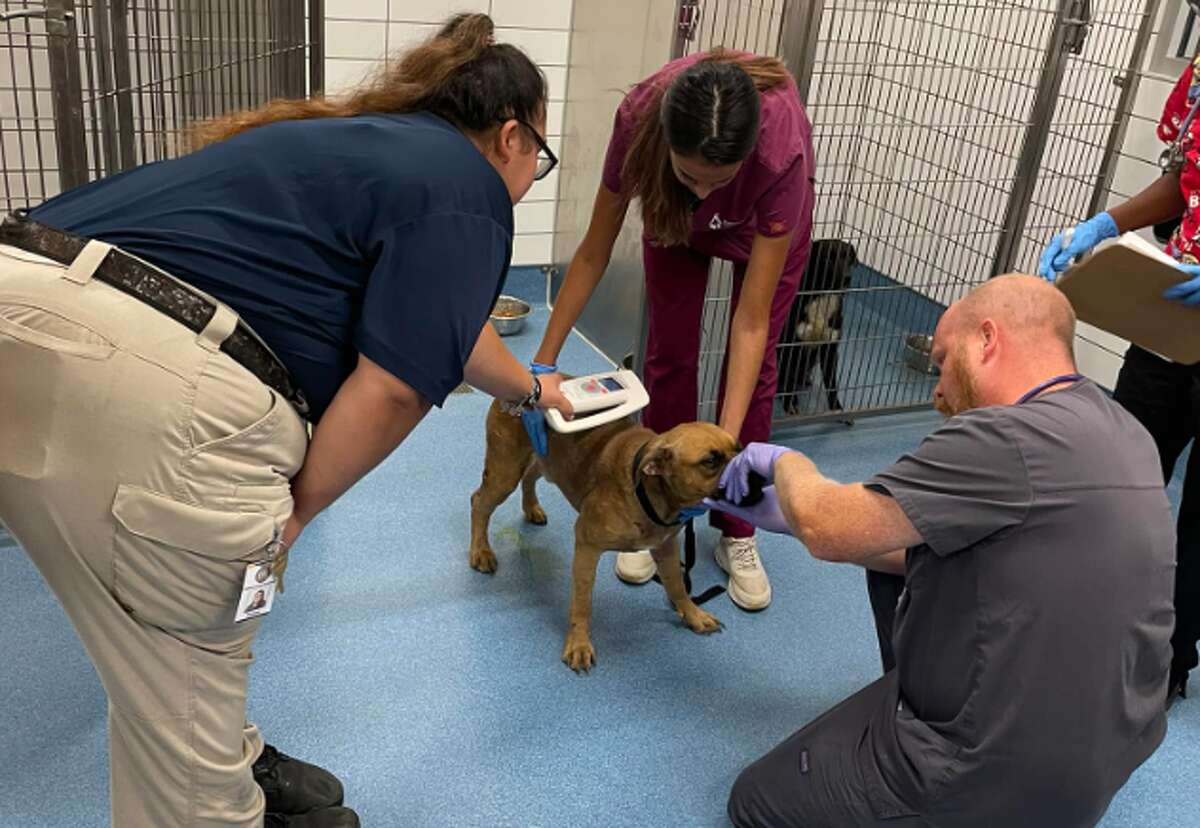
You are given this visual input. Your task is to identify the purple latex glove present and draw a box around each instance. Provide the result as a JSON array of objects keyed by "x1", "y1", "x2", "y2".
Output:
[
  {"x1": 704, "y1": 486, "x2": 791, "y2": 535},
  {"x1": 719, "y1": 442, "x2": 796, "y2": 505}
]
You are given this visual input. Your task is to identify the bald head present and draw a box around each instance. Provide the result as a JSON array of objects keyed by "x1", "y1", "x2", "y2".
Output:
[
  {"x1": 941, "y1": 273, "x2": 1076, "y2": 357},
  {"x1": 931, "y1": 274, "x2": 1079, "y2": 415}
]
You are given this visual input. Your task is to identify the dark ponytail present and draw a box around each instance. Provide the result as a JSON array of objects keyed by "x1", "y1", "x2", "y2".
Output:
[
  {"x1": 193, "y1": 13, "x2": 547, "y2": 147},
  {"x1": 620, "y1": 50, "x2": 791, "y2": 246}
]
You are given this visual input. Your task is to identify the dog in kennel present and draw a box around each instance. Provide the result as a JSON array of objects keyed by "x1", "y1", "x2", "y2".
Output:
[{"x1": 775, "y1": 239, "x2": 859, "y2": 415}]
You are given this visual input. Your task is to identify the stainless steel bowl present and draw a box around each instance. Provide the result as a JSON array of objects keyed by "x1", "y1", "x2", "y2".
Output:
[
  {"x1": 490, "y1": 295, "x2": 531, "y2": 336},
  {"x1": 903, "y1": 333, "x2": 939, "y2": 375}
]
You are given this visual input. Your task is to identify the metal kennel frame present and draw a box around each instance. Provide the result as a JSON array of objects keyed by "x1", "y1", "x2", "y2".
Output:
[
  {"x1": 674, "y1": 0, "x2": 1160, "y2": 425},
  {"x1": 0, "y1": 0, "x2": 323, "y2": 212}
]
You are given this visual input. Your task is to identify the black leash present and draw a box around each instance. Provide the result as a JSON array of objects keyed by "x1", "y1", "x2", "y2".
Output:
[
  {"x1": 660, "y1": 519, "x2": 727, "y2": 606},
  {"x1": 684, "y1": 471, "x2": 766, "y2": 604},
  {"x1": 631, "y1": 441, "x2": 727, "y2": 606}
]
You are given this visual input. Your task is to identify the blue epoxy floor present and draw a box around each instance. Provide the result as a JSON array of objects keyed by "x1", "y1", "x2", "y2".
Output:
[{"x1": 1, "y1": 268, "x2": 1197, "y2": 827}]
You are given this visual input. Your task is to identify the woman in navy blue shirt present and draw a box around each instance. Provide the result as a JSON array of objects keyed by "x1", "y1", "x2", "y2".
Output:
[{"x1": 0, "y1": 13, "x2": 566, "y2": 828}]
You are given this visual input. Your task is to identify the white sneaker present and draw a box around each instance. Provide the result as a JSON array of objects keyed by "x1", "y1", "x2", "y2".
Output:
[
  {"x1": 714, "y1": 536, "x2": 771, "y2": 610},
  {"x1": 614, "y1": 550, "x2": 656, "y2": 585}
]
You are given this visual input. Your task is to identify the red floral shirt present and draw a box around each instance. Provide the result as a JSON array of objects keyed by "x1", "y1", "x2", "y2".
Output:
[{"x1": 1158, "y1": 55, "x2": 1200, "y2": 263}]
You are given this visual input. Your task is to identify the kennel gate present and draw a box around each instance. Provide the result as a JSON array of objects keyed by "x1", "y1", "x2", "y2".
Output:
[
  {"x1": 0, "y1": 1, "x2": 321, "y2": 552},
  {"x1": 0, "y1": 0, "x2": 323, "y2": 214},
  {"x1": 673, "y1": 0, "x2": 1159, "y2": 426}
]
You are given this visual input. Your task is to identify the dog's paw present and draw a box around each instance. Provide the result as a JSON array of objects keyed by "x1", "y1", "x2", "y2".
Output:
[
  {"x1": 469, "y1": 546, "x2": 498, "y2": 574},
  {"x1": 523, "y1": 504, "x2": 548, "y2": 525},
  {"x1": 682, "y1": 607, "x2": 723, "y2": 634},
  {"x1": 561, "y1": 636, "x2": 596, "y2": 673}
]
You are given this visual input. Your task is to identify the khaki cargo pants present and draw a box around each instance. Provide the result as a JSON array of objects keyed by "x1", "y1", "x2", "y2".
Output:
[{"x1": 0, "y1": 240, "x2": 309, "y2": 826}]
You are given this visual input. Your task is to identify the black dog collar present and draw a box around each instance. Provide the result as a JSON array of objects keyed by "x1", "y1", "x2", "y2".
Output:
[{"x1": 631, "y1": 441, "x2": 679, "y2": 528}]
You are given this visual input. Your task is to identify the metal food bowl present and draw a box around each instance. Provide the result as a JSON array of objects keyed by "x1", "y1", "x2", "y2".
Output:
[
  {"x1": 490, "y1": 295, "x2": 531, "y2": 336},
  {"x1": 903, "y1": 333, "x2": 939, "y2": 375}
]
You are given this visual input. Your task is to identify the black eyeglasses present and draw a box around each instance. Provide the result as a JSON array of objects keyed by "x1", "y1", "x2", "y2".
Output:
[{"x1": 513, "y1": 118, "x2": 558, "y2": 181}]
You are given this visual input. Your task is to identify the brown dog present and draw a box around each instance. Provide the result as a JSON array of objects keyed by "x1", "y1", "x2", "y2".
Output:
[{"x1": 469, "y1": 401, "x2": 740, "y2": 672}]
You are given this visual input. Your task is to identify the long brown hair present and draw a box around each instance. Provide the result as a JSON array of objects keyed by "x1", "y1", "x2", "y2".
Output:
[
  {"x1": 621, "y1": 50, "x2": 791, "y2": 246},
  {"x1": 192, "y1": 13, "x2": 546, "y2": 149}
]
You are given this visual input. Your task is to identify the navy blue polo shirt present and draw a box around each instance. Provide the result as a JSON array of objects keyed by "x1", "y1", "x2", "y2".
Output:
[{"x1": 30, "y1": 112, "x2": 514, "y2": 420}]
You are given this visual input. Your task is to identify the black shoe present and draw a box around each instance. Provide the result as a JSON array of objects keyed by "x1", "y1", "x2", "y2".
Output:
[
  {"x1": 264, "y1": 806, "x2": 360, "y2": 828},
  {"x1": 1166, "y1": 673, "x2": 1188, "y2": 712},
  {"x1": 253, "y1": 744, "x2": 344, "y2": 815}
]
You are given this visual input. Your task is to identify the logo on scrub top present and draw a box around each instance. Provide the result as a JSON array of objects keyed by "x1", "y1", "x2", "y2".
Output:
[{"x1": 708, "y1": 213, "x2": 744, "y2": 230}]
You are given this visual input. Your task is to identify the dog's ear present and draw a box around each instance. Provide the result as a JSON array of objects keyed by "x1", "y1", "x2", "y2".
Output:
[{"x1": 640, "y1": 445, "x2": 674, "y2": 477}]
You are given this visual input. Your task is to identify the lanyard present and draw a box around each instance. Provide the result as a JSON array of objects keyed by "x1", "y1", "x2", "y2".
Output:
[
  {"x1": 1016, "y1": 373, "x2": 1083, "y2": 405},
  {"x1": 1160, "y1": 93, "x2": 1200, "y2": 172}
]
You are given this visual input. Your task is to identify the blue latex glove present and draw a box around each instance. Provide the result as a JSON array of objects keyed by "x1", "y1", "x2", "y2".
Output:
[
  {"x1": 521, "y1": 362, "x2": 557, "y2": 457},
  {"x1": 1037, "y1": 212, "x2": 1119, "y2": 282},
  {"x1": 1163, "y1": 264, "x2": 1200, "y2": 306},
  {"x1": 704, "y1": 486, "x2": 791, "y2": 535},
  {"x1": 719, "y1": 442, "x2": 796, "y2": 505},
  {"x1": 678, "y1": 505, "x2": 708, "y2": 523}
]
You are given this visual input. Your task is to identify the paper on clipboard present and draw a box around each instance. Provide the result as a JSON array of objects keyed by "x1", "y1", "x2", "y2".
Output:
[{"x1": 1055, "y1": 232, "x2": 1200, "y2": 365}]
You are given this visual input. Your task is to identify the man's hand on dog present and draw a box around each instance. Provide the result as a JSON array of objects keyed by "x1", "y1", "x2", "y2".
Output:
[
  {"x1": 706, "y1": 485, "x2": 792, "y2": 535},
  {"x1": 719, "y1": 442, "x2": 796, "y2": 503}
]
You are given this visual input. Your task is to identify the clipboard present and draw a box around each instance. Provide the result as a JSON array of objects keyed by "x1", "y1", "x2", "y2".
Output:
[{"x1": 1056, "y1": 232, "x2": 1200, "y2": 365}]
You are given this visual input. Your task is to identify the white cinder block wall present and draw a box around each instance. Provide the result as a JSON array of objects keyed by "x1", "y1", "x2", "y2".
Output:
[{"x1": 323, "y1": 0, "x2": 573, "y2": 266}]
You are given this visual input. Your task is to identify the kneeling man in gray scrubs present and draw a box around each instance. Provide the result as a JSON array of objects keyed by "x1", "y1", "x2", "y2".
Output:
[{"x1": 710, "y1": 274, "x2": 1176, "y2": 827}]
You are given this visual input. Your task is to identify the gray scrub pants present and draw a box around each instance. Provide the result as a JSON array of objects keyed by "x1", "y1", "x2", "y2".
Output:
[{"x1": 727, "y1": 675, "x2": 929, "y2": 827}]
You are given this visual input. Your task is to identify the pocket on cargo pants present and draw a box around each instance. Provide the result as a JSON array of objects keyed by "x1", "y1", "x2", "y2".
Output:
[
  {"x1": 0, "y1": 302, "x2": 116, "y2": 480},
  {"x1": 111, "y1": 484, "x2": 285, "y2": 637}
]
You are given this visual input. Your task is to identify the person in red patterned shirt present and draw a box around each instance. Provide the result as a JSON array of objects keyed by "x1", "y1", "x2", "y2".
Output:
[{"x1": 1038, "y1": 38, "x2": 1200, "y2": 709}]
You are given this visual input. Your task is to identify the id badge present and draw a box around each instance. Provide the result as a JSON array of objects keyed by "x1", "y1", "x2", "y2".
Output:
[{"x1": 235, "y1": 561, "x2": 277, "y2": 622}]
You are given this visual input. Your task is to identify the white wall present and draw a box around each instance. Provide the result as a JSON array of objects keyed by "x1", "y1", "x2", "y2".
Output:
[
  {"x1": 550, "y1": 0, "x2": 678, "y2": 365},
  {"x1": 324, "y1": 0, "x2": 574, "y2": 266}
]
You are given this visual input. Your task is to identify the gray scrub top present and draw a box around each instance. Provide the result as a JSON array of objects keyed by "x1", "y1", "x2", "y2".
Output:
[{"x1": 864, "y1": 380, "x2": 1175, "y2": 826}]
